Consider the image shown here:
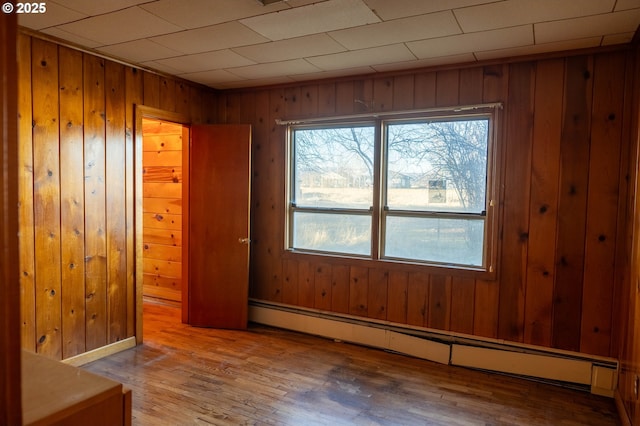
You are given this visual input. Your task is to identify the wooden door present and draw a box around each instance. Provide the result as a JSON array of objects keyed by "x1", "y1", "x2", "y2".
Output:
[{"x1": 188, "y1": 124, "x2": 251, "y2": 329}]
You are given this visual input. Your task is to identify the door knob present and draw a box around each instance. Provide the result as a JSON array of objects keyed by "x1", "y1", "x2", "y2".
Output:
[{"x1": 238, "y1": 237, "x2": 251, "y2": 244}]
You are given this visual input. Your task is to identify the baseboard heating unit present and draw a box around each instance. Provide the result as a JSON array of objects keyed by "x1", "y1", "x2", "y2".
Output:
[{"x1": 249, "y1": 300, "x2": 618, "y2": 397}]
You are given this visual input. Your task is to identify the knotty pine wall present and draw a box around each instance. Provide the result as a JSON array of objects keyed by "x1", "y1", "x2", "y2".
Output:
[
  {"x1": 142, "y1": 119, "x2": 184, "y2": 303},
  {"x1": 17, "y1": 33, "x2": 216, "y2": 360},
  {"x1": 217, "y1": 48, "x2": 634, "y2": 360}
]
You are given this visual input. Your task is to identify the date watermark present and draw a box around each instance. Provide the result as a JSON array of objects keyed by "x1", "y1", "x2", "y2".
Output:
[{"x1": 2, "y1": 2, "x2": 47, "y2": 13}]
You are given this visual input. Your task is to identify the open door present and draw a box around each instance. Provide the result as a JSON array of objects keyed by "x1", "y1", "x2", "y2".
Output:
[{"x1": 188, "y1": 124, "x2": 251, "y2": 329}]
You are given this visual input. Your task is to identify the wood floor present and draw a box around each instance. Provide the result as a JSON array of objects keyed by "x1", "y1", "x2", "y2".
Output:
[{"x1": 82, "y1": 301, "x2": 620, "y2": 425}]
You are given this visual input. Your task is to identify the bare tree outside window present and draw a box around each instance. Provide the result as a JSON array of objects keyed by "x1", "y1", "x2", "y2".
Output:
[{"x1": 386, "y1": 119, "x2": 488, "y2": 213}]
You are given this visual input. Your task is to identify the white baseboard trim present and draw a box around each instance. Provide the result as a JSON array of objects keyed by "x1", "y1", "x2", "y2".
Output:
[
  {"x1": 61, "y1": 337, "x2": 137, "y2": 367},
  {"x1": 249, "y1": 301, "x2": 618, "y2": 397}
]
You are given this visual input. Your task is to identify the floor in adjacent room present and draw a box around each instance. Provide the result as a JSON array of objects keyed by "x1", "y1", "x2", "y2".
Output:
[{"x1": 82, "y1": 301, "x2": 620, "y2": 425}]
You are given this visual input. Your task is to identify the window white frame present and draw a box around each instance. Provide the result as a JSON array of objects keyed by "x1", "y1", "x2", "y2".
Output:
[{"x1": 284, "y1": 104, "x2": 500, "y2": 274}]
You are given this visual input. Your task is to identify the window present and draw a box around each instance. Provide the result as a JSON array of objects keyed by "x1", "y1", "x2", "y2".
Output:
[{"x1": 286, "y1": 107, "x2": 498, "y2": 272}]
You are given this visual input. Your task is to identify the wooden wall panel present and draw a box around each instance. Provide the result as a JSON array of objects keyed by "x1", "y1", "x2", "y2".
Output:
[
  {"x1": 218, "y1": 50, "x2": 633, "y2": 359},
  {"x1": 18, "y1": 33, "x2": 36, "y2": 352},
  {"x1": 368, "y1": 269, "x2": 388, "y2": 321},
  {"x1": 59, "y1": 46, "x2": 86, "y2": 357},
  {"x1": 407, "y1": 271, "x2": 429, "y2": 327},
  {"x1": 331, "y1": 265, "x2": 350, "y2": 314},
  {"x1": 524, "y1": 58, "x2": 563, "y2": 348},
  {"x1": 105, "y1": 61, "x2": 127, "y2": 344},
  {"x1": 497, "y1": 62, "x2": 534, "y2": 343},
  {"x1": 124, "y1": 67, "x2": 143, "y2": 337},
  {"x1": 32, "y1": 38, "x2": 63, "y2": 359},
  {"x1": 314, "y1": 263, "x2": 332, "y2": 311},
  {"x1": 142, "y1": 119, "x2": 184, "y2": 303},
  {"x1": 450, "y1": 277, "x2": 475, "y2": 335},
  {"x1": 387, "y1": 271, "x2": 408, "y2": 324},
  {"x1": 83, "y1": 54, "x2": 108, "y2": 352},
  {"x1": 349, "y1": 266, "x2": 369, "y2": 317},
  {"x1": 17, "y1": 32, "x2": 217, "y2": 360},
  {"x1": 580, "y1": 52, "x2": 626, "y2": 356},
  {"x1": 429, "y1": 275, "x2": 451, "y2": 331},
  {"x1": 297, "y1": 260, "x2": 314, "y2": 308},
  {"x1": 552, "y1": 56, "x2": 594, "y2": 352}
]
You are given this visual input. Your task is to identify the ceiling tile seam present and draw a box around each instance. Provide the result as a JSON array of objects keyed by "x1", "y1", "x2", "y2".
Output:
[
  {"x1": 47, "y1": 3, "x2": 183, "y2": 33},
  {"x1": 236, "y1": 20, "x2": 279, "y2": 42},
  {"x1": 137, "y1": 2, "x2": 295, "y2": 33},
  {"x1": 403, "y1": 43, "x2": 419, "y2": 62},
  {"x1": 449, "y1": 7, "x2": 465, "y2": 35},
  {"x1": 325, "y1": 10, "x2": 464, "y2": 47},
  {"x1": 144, "y1": 46, "x2": 259, "y2": 69},
  {"x1": 324, "y1": 31, "x2": 354, "y2": 52},
  {"x1": 97, "y1": 37, "x2": 182, "y2": 58},
  {"x1": 53, "y1": 0, "x2": 159, "y2": 17},
  {"x1": 451, "y1": 6, "x2": 635, "y2": 34}
]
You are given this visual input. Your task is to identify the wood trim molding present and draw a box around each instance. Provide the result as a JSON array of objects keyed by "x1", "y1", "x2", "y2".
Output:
[
  {"x1": 61, "y1": 337, "x2": 136, "y2": 367},
  {"x1": 1, "y1": 10, "x2": 22, "y2": 425},
  {"x1": 615, "y1": 389, "x2": 633, "y2": 426}
]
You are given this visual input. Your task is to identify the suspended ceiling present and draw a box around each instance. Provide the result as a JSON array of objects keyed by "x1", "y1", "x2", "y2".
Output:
[{"x1": 18, "y1": 0, "x2": 640, "y2": 89}]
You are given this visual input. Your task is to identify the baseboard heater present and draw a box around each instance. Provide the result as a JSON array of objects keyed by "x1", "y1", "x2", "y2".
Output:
[{"x1": 249, "y1": 300, "x2": 618, "y2": 397}]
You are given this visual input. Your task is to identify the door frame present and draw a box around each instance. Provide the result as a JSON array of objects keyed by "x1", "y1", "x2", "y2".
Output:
[{"x1": 134, "y1": 105, "x2": 190, "y2": 343}]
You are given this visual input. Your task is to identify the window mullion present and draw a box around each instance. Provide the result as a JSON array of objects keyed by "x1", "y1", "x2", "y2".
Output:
[{"x1": 371, "y1": 119, "x2": 383, "y2": 260}]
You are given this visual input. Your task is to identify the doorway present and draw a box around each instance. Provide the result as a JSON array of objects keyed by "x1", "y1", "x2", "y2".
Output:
[
  {"x1": 135, "y1": 106, "x2": 191, "y2": 342},
  {"x1": 141, "y1": 117, "x2": 188, "y2": 317}
]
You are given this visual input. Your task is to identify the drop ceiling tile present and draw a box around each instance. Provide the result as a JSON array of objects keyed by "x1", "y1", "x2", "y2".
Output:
[
  {"x1": 54, "y1": 7, "x2": 183, "y2": 46},
  {"x1": 372, "y1": 53, "x2": 476, "y2": 72},
  {"x1": 615, "y1": 0, "x2": 640, "y2": 11},
  {"x1": 98, "y1": 40, "x2": 182, "y2": 63},
  {"x1": 233, "y1": 34, "x2": 346, "y2": 63},
  {"x1": 454, "y1": 0, "x2": 616, "y2": 33},
  {"x1": 602, "y1": 32, "x2": 636, "y2": 45},
  {"x1": 363, "y1": 0, "x2": 493, "y2": 20},
  {"x1": 285, "y1": 0, "x2": 331, "y2": 6},
  {"x1": 40, "y1": 27, "x2": 103, "y2": 48},
  {"x1": 155, "y1": 50, "x2": 256, "y2": 73},
  {"x1": 307, "y1": 44, "x2": 416, "y2": 71},
  {"x1": 18, "y1": 2, "x2": 86, "y2": 30},
  {"x1": 49, "y1": 0, "x2": 147, "y2": 15},
  {"x1": 140, "y1": 60, "x2": 184, "y2": 76},
  {"x1": 329, "y1": 11, "x2": 460, "y2": 50},
  {"x1": 240, "y1": 0, "x2": 380, "y2": 41},
  {"x1": 475, "y1": 37, "x2": 602, "y2": 61},
  {"x1": 178, "y1": 69, "x2": 245, "y2": 86},
  {"x1": 150, "y1": 22, "x2": 270, "y2": 55},
  {"x1": 535, "y1": 10, "x2": 640, "y2": 44},
  {"x1": 227, "y1": 59, "x2": 321, "y2": 79},
  {"x1": 407, "y1": 25, "x2": 533, "y2": 59},
  {"x1": 140, "y1": 0, "x2": 290, "y2": 29},
  {"x1": 287, "y1": 66, "x2": 375, "y2": 82},
  {"x1": 215, "y1": 75, "x2": 296, "y2": 89}
]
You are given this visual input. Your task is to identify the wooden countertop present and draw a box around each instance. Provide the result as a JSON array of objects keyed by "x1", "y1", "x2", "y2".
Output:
[{"x1": 21, "y1": 351, "x2": 123, "y2": 426}]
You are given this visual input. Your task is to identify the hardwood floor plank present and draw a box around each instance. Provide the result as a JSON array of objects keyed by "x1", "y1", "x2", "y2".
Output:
[{"x1": 82, "y1": 302, "x2": 620, "y2": 425}]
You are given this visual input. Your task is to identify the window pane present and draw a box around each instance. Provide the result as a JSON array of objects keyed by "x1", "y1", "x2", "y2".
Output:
[
  {"x1": 384, "y1": 216, "x2": 484, "y2": 266},
  {"x1": 293, "y1": 211, "x2": 371, "y2": 256},
  {"x1": 386, "y1": 119, "x2": 488, "y2": 213},
  {"x1": 293, "y1": 126, "x2": 375, "y2": 209}
]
